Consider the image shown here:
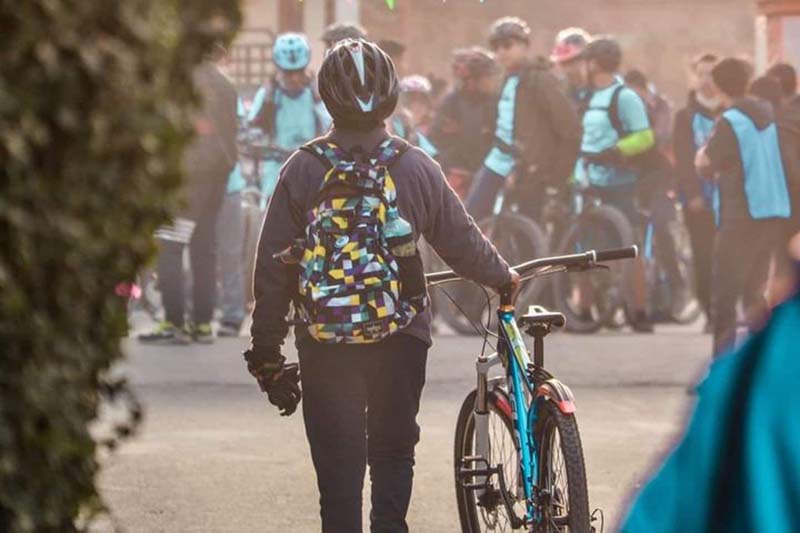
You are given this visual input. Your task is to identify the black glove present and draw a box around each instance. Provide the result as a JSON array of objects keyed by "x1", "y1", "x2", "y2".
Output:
[
  {"x1": 243, "y1": 346, "x2": 302, "y2": 417},
  {"x1": 584, "y1": 147, "x2": 624, "y2": 168}
]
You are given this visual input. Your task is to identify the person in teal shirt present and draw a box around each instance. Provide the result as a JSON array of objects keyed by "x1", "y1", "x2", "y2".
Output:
[
  {"x1": 575, "y1": 36, "x2": 656, "y2": 332},
  {"x1": 249, "y1": 33, "x2": 331, "y2": 200}
]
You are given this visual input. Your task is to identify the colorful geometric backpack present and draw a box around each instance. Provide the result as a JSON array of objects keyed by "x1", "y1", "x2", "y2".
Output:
[{"x1": 295, "y1": 136, "x2": 424, "y2": 344}]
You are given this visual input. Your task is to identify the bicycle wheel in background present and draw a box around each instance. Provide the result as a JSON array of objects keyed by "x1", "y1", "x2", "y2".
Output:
[
  {"x1": 665, "y1": 211, "x2": 702, "y2": 324},
  {"x1": 552, "y1": 204, "x2": 634, "y2": 333},
  {"x1": 455, "y1": 389, "x2": 527, "y2": 532},
  {"x1": 534, "y1": 400, "x2": 591, "y2": 533},
  {"x1": 436, "y1": 212, "x2": 549, "y2": 335}
]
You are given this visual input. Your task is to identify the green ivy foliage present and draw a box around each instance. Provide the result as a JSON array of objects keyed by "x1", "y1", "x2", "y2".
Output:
[{"x1": 0, "y1": 1, "x2": 241, "y2": 530}]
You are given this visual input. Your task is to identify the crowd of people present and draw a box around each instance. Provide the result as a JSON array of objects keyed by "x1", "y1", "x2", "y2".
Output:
[
  {"x1": 127, "y1": 14, "x2": 800, "y2": 532},
  {"x1": 138, "y1": 17, "x2": 800, "y2": 361}
]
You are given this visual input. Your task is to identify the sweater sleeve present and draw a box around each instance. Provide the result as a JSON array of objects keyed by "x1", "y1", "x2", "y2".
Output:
[
  {"x1": 249, "y1": 153, "x2": 309, "y2": 348},
  {"x1": 418, "y1": 154, "x2": 511, "y2": 289}
]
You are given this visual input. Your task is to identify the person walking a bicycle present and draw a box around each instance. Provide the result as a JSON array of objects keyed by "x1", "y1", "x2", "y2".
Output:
[
  {"x1": 573, "y1": 36, "x2": 657, "y2": 332},
  {"x1": 464, "y1": 17, "x2": 581, "y2": 224},
  {"x1": 244, "y1": 39, "x2": 518, "y2": 533}
]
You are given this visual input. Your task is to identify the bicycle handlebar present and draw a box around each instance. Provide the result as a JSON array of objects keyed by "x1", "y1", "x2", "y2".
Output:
[{"x1": 425, "y1": 245, "x2": 638, "y2": 308}]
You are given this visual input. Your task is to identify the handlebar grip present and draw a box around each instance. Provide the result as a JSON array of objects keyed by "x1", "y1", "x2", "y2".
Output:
[{"x1": 595, "y1": 245, "x2": 638, "y2": 263}]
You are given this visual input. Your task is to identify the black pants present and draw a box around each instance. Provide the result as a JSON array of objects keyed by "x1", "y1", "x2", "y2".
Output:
[
  {"x1": 711, "y1": 219, "x2": 780, "y2": 357},
  {"x1": 685, "y1": 207, "x2": 716, "y2": 320},
  {"x1": 298, "y1": 334, "x2": 428, "y2": 533},
  {"x1": 158, "y1": 180, "x2": 225, "y2": 327}
]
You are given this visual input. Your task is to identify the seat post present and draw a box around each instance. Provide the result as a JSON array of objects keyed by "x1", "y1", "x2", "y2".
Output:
[{"x1": 531, "y1": 326, "x2": 546, "y2": 369}]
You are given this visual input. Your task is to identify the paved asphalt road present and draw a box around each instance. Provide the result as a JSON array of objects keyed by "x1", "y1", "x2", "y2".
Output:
[{"x1": 96, "y1": 321, "x2": 712, "y2": 532}]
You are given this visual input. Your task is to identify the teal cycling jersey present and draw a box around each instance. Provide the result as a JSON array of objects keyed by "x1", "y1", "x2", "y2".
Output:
[
  {"x1": 390, "y1": 115, "x2": 439, "y2": 158},
  {"x1": 576, "y1": 80, "x2": 651, "y2": 187},
  {"x1": 250, "y1": 84, "x2": 332, "y2": 197},
  {"x1": 484, "y1": 75, "x2": 520, "y2": 177}
]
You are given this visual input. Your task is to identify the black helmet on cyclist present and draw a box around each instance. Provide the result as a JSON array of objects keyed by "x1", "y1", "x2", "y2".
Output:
[
  {"x1": 318, "y1": 39, "x2": 399, "y2": 129},
  {"x1": 322, "y1": 22, "x2": 367, "y2": 47},
  {"x1": 452, "y1": 47, "x2": 498, "y2": 79},
  {"x1": 488, "y1": 17, "x2": 531, "y2": 47},
  {"x1": 580, "y1": 36, "x2": 623, "y2": 72}
]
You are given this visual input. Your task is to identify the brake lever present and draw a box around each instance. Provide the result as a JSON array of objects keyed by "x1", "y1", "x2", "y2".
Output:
[{"x1": 566, "y1": 263, "x2": 610, "y2": 273}]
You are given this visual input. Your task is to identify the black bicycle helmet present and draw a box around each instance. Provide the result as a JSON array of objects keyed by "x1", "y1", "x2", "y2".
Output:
[
  {"x1": 322, "y1": 22, "x2": 367, "y2": 47},
  {"x1": 452, "y1": 47, "x2": 498, "y2": 79},
  {"x1": 318, "y1": 39, "x2": 399, "y2": 128},
  {"x1": 488, "y1": 17, "x2": 531, "y2": 46},
  {"x1": 580, "y1": 36, "x2": 622, "y2": 72}
]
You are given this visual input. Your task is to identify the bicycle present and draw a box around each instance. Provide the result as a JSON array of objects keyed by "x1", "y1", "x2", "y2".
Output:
[
  {"x1": 437, "y1": 180, "x2": 549, "y2": 335},
  {"x1": 427, "y1": 245, "x2": 637, "y2": 532},
  {"x1": 552, "y1": 188, "x2": 636, "y2": 334}
]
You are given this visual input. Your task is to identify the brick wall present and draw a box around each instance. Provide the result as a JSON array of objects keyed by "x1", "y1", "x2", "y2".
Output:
[{"x1": 361, "y1": 0, "x2": 757, "y2": 104}]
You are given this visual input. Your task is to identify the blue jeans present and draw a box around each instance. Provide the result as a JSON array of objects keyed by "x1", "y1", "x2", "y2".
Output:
[
  {"x1": 215, "y1": 191, "x2": 246, "y2": 327},
  {"x1": 464, "y1": 165, "x2": 505, "y2": 221}
]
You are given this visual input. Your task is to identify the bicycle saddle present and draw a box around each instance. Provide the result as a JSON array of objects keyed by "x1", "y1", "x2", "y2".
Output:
[{"x1": 518, "y1": 305, "x2": 566, "y2": 333}]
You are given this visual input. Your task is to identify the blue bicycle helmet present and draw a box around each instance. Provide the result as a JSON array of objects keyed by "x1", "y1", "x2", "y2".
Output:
[{"x1": 273, "y1": 33, "x2": 311, "y2": 72}]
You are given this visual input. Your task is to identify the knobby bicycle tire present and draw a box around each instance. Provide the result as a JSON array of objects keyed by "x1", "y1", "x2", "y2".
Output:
[
  {"x1": 438, "y1": 213, "x2": 548, "y2": 336},
  {"x1": 553, "y1": 205, "x2": 635, "y2": 333},
  {"x1": 455, "y1": 389, "x2": 526, "y2": 532},
  {"x1": 534, "y1": 400, "x2": 591, "y2": 533}
]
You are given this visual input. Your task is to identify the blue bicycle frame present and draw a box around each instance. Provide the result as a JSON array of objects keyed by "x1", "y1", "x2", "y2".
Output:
[{"x1": 498, "y1": 307, "x2": 541, "y2": 524}]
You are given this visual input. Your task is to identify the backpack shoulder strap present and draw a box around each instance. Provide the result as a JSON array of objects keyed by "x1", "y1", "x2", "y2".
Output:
[
  {"x1": 300, "y1": 138, "x2": 347, "y2": 171},
  {"x1": 371, "y1": 136, "x2": 411, "y2": 168},
  {"x1": 607, "y1": 83, "x2": 627, "y2": 139}
]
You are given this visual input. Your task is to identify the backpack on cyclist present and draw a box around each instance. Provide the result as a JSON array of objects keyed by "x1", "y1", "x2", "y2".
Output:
[
  {"x1": 293, "y1": 136, "x2": 427, "y2": 344},
  {"x1": 584, "y1": 84, "x2": 671, "y2": 205}
]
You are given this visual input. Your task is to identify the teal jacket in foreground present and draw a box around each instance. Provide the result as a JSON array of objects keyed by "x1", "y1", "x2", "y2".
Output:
[{"x1": 622, "y1": 292, "x2": 800, "y2": 533}]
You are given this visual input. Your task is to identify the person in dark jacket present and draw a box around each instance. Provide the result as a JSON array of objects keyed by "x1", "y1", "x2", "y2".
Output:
[
  {"x1": 696, "y1": 58, "x2": 792, "y2": 357},
  {"x1": 139, "y1": 52, "x2": 238, "y2": 345},
  {"x1": 429, "y1": 47, "x2": 498, "y2": 197},
  {"x1": 465, "y1": 16, "x2": 581, "y2": 223},
  {"x1": 673, "y1": 53, "x2": 721, "y2": 330},
  {"x1": 244, "y1": 39, "x2": 517, "y2": 533}
]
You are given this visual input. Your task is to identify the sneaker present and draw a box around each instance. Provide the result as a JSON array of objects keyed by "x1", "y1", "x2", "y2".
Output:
[
  {"x1": 138, "y1": 321, "x2": 191, "y2": 345},
  {"x1": 192, "y1": 322, "x2": 215, "y2": 344},
  {"x1": 217, "y1": 322, "x2": 242, "y2": 338}
]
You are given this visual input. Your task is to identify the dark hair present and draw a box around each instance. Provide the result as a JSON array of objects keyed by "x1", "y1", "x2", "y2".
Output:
[
  {"x1": 711, "y1": 57, "x2": 751, "y2": 99},
  {"x1": 691, "y1": 52, "x2": 718, "y2": 71},
  {"x1": 766, "y1": 62, "x2": 797, "y2": 98},
  {"x1": 377, "y1": 39, "x2": 406, "y2": 60},
  {"x1": 624, "y1": 69, "x2": 648, "y2": 90},
  {"x1": 750, "y1": 75, "x2": 783, "y2": 110}
]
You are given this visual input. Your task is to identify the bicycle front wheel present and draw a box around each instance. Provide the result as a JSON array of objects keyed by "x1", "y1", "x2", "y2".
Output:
[
  {"x1": 455, "y1": 389, "x2": 527, "y2": 532},
  {"x1": 533, "y1": 400, "x2": 591, "y2": 533}
]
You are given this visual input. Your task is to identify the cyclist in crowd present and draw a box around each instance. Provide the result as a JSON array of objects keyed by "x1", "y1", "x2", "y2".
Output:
[
  {"x1": 321, "y1": 21, "x2": 367, "y2": 51},
  {"x1": 673, "y1": 53, "x2": 721, "y2": 331},
  {"x1": 139, "y1": 47, "x2": 238, "y2": 344},
  {"x1": 399, "y1": 74, "x2": 435, "y2": 135},
  {"x1": 695, "y1": 57, "x2": 792, "y2": 357},
  {"x1": 750, "y1": 74, "x2": 800, "y2": 305},
  {"x1": 429, "y1": 47, "x2": 499, "y2": 198},
  {"x1": 249, "y1": 33, "x2": 331, "y2": 200},
  {"x1": 574, "y1": 36, "x2": 656, "y2": 332},
  {"x1": 465, "y1": 16, "x2": 581, "y2": 223},
  {"x1": 245, "y1": 38, "x2": 517, "y2": 532},
  {"x1": 377, "y1": 39, "x2": 407, "y2": 76},
  {"x1": 550, "y1": 27, "x2": 592, "y2": 107}
]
